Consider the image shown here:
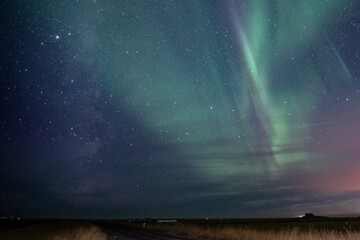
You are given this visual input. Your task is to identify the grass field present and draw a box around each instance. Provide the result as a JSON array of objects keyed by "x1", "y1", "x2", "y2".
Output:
[
  {"x1": 125, "y1": 217, "x2": 360, "y2": 240},
  {"x1": 0, "y1": 219, "x2": 107, "y2": 240},
  {"x1": 145, "y1": 225, "x2": 360, "y2": 240},
  {"x1": 3, "y1": 217, "x2": 360, "y2": 240}
]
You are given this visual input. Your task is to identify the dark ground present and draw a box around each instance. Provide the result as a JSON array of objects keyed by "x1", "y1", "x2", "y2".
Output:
[
  {"x1": 93, "y1": 221, "x2": 198, "y2": 240},
  {"x1": 2, "y1": 216, "x2": 360, "y2": 239}
]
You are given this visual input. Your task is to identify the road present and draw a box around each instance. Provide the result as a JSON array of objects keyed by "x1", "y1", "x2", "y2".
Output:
[{"x1": 93, "y1": 222, "x2": 199, "y2": 240}]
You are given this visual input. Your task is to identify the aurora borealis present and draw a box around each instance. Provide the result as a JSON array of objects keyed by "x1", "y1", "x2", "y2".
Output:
[{"x1": 1, "y1": 0, "x2": 360, "y2": 218}]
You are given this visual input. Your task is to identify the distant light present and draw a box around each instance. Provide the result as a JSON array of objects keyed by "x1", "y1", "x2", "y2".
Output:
[{"x1": 55, "y1": 35, "x2": 60, "y2": 39}]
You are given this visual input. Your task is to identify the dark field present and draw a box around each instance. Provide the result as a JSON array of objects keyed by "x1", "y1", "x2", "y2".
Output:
[
  {"x1": 172, "y1": 217, "x2": 360, "y2": 232},
  {"x1": 2, "y1": 217, "x2": 360, "y2": 240},
  {"x1": 0, "y1": 219, "x2": 107, "y2": 240},
  {"x1": 119, "y1": 217, "x2": 360, "y2": 240}
]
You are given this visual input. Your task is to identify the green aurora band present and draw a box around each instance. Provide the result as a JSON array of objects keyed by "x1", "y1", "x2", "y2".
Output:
[
  {"x1": 70, "y1": 0, "x2": 358, "y2": 210},
  {"x1": 89, "y1": 1, "x2": 357, "y2": 179}
]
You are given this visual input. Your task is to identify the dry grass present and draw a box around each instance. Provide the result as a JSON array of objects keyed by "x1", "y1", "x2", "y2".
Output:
[
  {"x1": 142, "y1": 222, "x2": 360, "y2": 240},
  {"x1": 0, "y1": 220, "x2": 107, "y2": 240}
]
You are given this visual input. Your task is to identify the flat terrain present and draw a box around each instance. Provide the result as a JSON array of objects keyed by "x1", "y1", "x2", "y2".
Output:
[
  {"x1": 2, "y1": 217, "x2": 360, "y2": 240},
  {"x1": 106, "y1": 217, "x2": 360, "y2": 240},
  {"x1": 0, "y1": 219, "x2": 197, "y2": 240},
  {"x1": 170, "y1": 217, "x2": 360, "y2": 232},
  {"x1": 94, "y1": 221, "x2": 197, "y2": 240},
  {"x1": 0, "y1": 219, "x2": 107, "y2": 240}
]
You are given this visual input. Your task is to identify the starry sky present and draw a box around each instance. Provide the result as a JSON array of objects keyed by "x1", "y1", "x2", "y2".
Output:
[{"x1": 1, "y1": 0, "x2": 360, "y2": 219}]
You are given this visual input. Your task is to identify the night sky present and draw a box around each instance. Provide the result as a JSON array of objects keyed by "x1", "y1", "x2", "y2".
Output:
[{"x1": 1, "y1": 0, "x2": 360, "y2": 219}]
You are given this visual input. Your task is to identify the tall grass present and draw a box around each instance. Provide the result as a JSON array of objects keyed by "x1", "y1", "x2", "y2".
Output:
[
  {"x1": 0, "y1": 220, "x2": 107, "y2": 240},
  {"x1": 143, "y1": 222, "x2": 360, "y2": 240}
]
